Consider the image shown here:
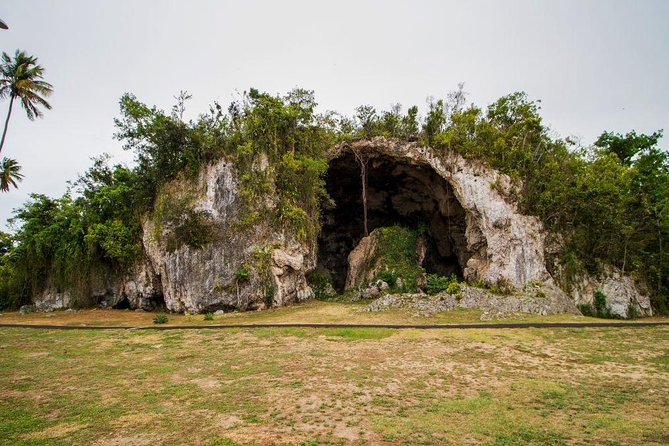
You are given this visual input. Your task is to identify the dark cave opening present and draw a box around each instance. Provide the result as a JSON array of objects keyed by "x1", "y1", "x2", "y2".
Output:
[
  {"x1": 112, "y1": 296, "x2": 131, "y2": 310},
  {"x1": 317, "y1": 151, "x2": 473, "y2": 292}
]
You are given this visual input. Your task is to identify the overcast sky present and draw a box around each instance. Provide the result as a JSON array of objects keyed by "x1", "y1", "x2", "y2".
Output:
[{"x1": 1, "y1": 0, "x2": 668, "y2": 229}]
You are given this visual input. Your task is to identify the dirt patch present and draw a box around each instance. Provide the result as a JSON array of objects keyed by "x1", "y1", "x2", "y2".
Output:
[{"x1": 23, "y1": 422, "x2": 86, "y2": 440}]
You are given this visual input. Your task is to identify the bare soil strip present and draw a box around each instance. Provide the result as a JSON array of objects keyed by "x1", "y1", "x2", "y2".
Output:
[{"x1": 1, "y1": 321, "x2": 668, "y2": 330}]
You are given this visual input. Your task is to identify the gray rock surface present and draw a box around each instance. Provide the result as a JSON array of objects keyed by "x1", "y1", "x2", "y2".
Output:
[
  {"x1": 333, "y1": 138, "x2": 550, "y2": 288},
  {"x1": 569, "y1": 267, "x2": 652, "y2": 318},
  {"x1": 364, "y1": 282, "x2": 579, "y2": 320},
  {"x1": 142, "y1": 158, "x2": 315, "y2": 313}
]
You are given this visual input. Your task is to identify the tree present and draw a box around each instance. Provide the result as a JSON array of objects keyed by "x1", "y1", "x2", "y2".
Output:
[
  {"x1": 0, "y1": 50, "x2": 54, "y2": 154},
  {"x1": 594, "y1": 130, "x2": 662, "y2": 166},
  {"x1": 0, "y1": 157, "x2": 23, "y2": 192}
]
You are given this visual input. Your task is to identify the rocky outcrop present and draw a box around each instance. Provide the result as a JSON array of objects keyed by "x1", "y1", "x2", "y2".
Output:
[
  {"x1": 569, "y1": 267, "x2": 652, "y2": 318},
  {"x1": 364, "y1": 283, "x2": 579, "y2": 320},
  {"x1": 33, "y1": 288, "x2": 72, "y2": 312},
  {"x1": 34, "y1": 258, "x2": 162, "y2": 312},
  {"x1": 345, "y1": 231, "x2": 382, "y2": 289},
  {"x1": 331, "y1": 137, "x2": 550, "y2": 289},
  {"x1": 141, "y1": 158, "x2": 314, "y2": 313},
  {"x1": 31, "y1": 137, "x2": 654, "y2": 317}
]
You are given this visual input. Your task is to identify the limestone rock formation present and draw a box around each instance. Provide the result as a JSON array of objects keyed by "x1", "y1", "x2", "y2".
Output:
[
  {"x1": 140, "y1": 158, "x2": 315, "y2": 313},
  {"x1": 31, "y1": 137, "x2": 652, "y2": 318},
  {"x1": 325, "y1": 137, "x2": 550, "y2": 289},
  {"x1": 364, "y1": 283, "x2": 580, "y2": 320},
  {"x1": 569, "y1": 267, "x2": 653, "y2": 318},
  {"x1": 345, "y1": 231, "x2": 382, "y2": 290}
]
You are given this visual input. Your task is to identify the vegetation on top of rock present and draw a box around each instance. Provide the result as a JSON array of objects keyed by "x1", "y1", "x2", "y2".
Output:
[
  {"x1": 372, "y1": 226, "x2": 425, "y2": 293},
  {"x1": 0, "y1": 85, "x2": 667, "y2": 314}
]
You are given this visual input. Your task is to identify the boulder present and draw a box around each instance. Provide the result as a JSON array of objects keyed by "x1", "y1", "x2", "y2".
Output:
[{"x1": 569, "y1": 267, "x2": 652, "y2": 318}]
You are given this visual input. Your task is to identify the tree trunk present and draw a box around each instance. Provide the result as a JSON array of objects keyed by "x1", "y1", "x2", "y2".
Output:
[
  {"x1": 361, "y1": 161, "x2": 368, "y2": 236},
  {"x1": 352, "y1": 148, "x2": 369, "y2": 237},
  {"x1": 0, "y1": 95, "x2": 15, "y2": 155}
]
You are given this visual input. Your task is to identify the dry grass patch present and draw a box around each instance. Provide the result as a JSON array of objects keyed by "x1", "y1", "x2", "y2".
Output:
[{"x1": 0, "y1": 326, "x2": 667, "y2": 445}]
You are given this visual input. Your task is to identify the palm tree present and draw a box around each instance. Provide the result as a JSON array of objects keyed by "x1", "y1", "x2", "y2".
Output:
[
  {"x1": 0, "y1": 50, "x2": 53, "y2": 154},
  {"x1": 0, "y1": 157, "x2": 23, "y2": 192}
]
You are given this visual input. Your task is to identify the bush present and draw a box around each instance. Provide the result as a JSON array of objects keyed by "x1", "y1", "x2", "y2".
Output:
[
  {"x1": 593, "y1": 290, "x2": 610, "y2": 318},
  {"x1": 153, "y1": 313, "x2": 169, "y2": 324},
  {"x1": 165, "y1": 210, "x2": 217, "y2": 252},
  {"x1": 204, "y1": 312, "x2": 214, "y2": 321},
  {"x1": 446, "y1": 281, "x2": 462, "y2": 295},
  {"x1": 373, "y1": 226, "x2": 425, "y2": 292},
  {"x1": 627, "y1": 304, "x2": 640, "y2": 319},
  {"x1": 308, "y1": 268, "x2": 336, "y2": 299},
  {"x1": 234, "y1": 264, "x2": 252, "y2": 283},
  {"x1": 578, "y1": 303, "x2": 596, "y2": 317},
  {"x1": 579, "y1": 290, "x2": 614, "y2": 318},
  {"x1": 377, "y1": 269, "x2": 399, "y2": 289},
  {"x1": 490, "y1": 278, "x2": 514, "y2": 295},
  {"x1": 426, "y1": 274, "x2": 450, "y2": 294},
  {"x1": 264, "y1": 283, "x2": 276, "y2": 308}
]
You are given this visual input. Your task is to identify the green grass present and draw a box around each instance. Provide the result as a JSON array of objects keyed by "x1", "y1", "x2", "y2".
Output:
[{"x1": 0, "y1": 326, "x2": 667, "y2": 445}]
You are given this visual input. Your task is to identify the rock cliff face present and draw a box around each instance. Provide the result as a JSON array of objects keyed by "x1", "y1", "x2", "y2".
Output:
[
  {"x1": 32, "y1": 137, "x2": 652, "y2": 318},
  {"x1": 141, "y1": 159, "x2": 315, "y2": 313},
  {"x1": 568, "y1": 267, "x2": 653, "y2": 318},
  {"x1": 327, "y1": 138, "x2": 550, "y2": 289}
]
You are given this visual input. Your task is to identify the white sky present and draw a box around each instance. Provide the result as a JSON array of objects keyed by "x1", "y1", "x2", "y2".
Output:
[{"x1": 1, "y1": 0, "x2": 668, "y2": 228}]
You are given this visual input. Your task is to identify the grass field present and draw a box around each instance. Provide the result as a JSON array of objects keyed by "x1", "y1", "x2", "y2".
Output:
[
  {"x1": 2, "y1": 300, "x2": 668, "y2": 327},
  {"x1": 1, "y1": 319, "x2": 668, "y2": 445}
]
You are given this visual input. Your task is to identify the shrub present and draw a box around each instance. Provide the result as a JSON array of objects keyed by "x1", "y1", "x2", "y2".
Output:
[
  {"x1": 446, "y1": 281, "x2": 462, "y2": 295},
  {"x1": 490, "y1": 278, "x2": 514, "y2": 295},
  {"x1": 308, "y1": 268, "x2": 336, "y2": 299},
  {"x1": 374, "y1": 226, "x2": 425, "y2": 292},
  {"x1": 153, "y1": 313, "x2": 169, "y2": 324},
  {"x1": 264, "y1": 283, "x2": 276, "y2": 307},
  {"x1": 593, "y1": 290, "x2": 610, "y2": 318},
  {"x1": 165, "y1": 210, "x2": 217, "y2": 252},
  {"x1": 377, "y1": 269, "x2": 399, "y2": 289},
  {"x1": 578, "y1": 303, "x2": 596, "y2": 317},
  {"x1": 204, "y1": 312, "x2": 214, "y2": 321},
  {"x1": 425, "y1": 274, "x2": 450, "y2": 294},
  {"x1": 627, "y1": 304, "x2": 640, "y2": 319},
  {"x1": 234, "y1": 264, "x2": 252, "y2": 283}
]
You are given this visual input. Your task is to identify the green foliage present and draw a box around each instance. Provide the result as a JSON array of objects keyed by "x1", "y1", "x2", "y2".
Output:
[
  {"x1": 2, "y1": 85, "x2": 668, "y2": 314},
  {"x1": 0, "y1": 50, "x2": 54, "y2": 156},
  {"x1": 579, "y1": 290, "x2": 615, "y2": 318},
  {"x1": 234, "y1": 264, "x2": 252, "y2": 284},
  {"x1": 153, "y1": 313, "x2": 169, "y2": 324},
  {"x1": 204, "y1": 312, "x2": 214, "y2": 321},
  {"x1": 308, "y1": 267, "x2": 335, "y2": 300},
  {"x1": 577, "y1": 303, "x2": 595, "y2": 318},
  {"x1": 0, "y1": 157, "x2": 24, "y2": 192},
  {"x1": 426, "y1": 274, "x2": 462, "y2": 295},
  {"x1": 165, "y1": 210, "x2": 217, "y2": 252},
  {"x1": 446, "y1": 281, "x2": 462, "y2": 296},
  {"x1": 373, "y1": 226, "x2": 424, "y2": 293},
  {"x1": 426, "y1": 274, "x2": 451, "y2": 294},
  {"x1": 593, "y1": 290, "x2": 610, "y2": 318},
  {"x1": 490, "y1": 278, "x2": 514, "y2": 295},
  {"x1": 264, "y1": 283, "x2": 276, "y2": 308}
]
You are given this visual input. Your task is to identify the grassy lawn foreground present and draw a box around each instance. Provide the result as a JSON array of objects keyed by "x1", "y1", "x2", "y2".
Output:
[{"x1": 0, "y1": 324, "x2": 668, "y2": 445}]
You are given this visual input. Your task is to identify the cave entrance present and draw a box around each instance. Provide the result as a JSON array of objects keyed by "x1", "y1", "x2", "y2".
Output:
[{"x1": 317, "y1": 151, "x2": 472, "y2": 291}]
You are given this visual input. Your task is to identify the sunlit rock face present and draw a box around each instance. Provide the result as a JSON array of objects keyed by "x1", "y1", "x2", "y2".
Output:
[
  {"x1": 141, "y1": 159, "x2": 315, "y2": 314},
  {"x1": 568, "y1": 267, "x2": 653, "y2": 318},
  {"x1": 320, "y1": 137, "x2": 551, "y2": 290}
]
